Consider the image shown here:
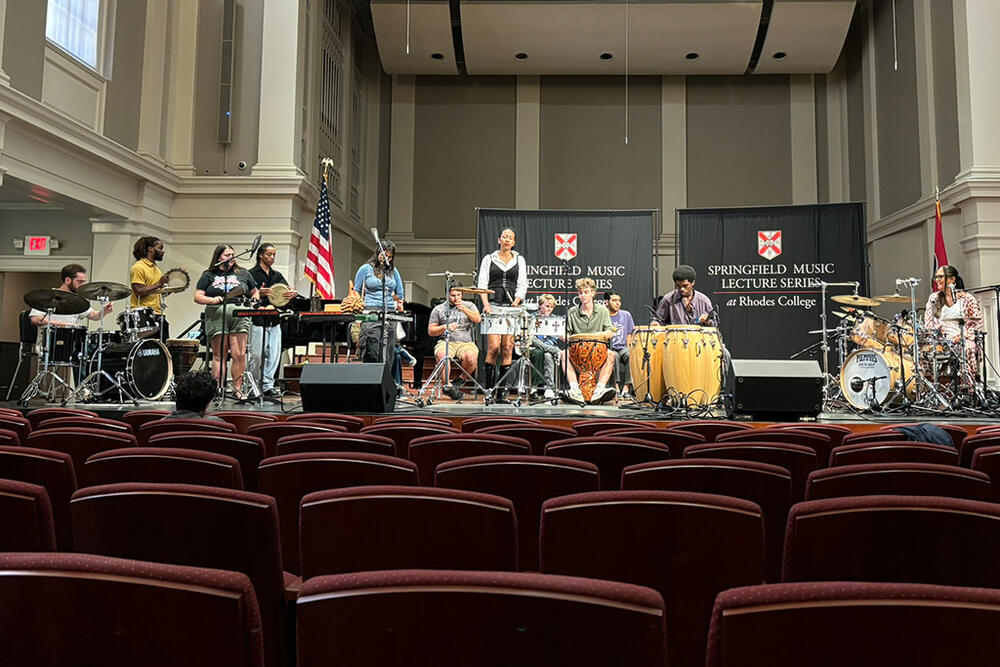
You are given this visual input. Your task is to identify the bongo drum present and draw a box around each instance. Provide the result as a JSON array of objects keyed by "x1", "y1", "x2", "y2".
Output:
[
  {"x1": 628, "y1": 326, "x2": 667, "y2": 401},
  {"x1": 569, "y1": 335, "x2": 608, "y2": 402},
  {"x1": 661, "y1": 326, "x2": 723, "y2": 406}
]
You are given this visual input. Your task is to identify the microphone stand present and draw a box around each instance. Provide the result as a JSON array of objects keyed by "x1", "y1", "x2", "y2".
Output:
[{"x1": 372, "y1": 230, "x2": 391, "y2": 366}]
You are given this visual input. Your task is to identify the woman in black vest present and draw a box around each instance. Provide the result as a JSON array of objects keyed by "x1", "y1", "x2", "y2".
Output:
[{"x1": 476, "y1": 227, "x2": 528, "y2": 390}]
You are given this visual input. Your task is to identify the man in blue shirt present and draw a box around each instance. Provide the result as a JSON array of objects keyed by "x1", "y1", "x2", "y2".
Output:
[{"x1": 607, "y1": 291, "x2": 635, "y2": 398}]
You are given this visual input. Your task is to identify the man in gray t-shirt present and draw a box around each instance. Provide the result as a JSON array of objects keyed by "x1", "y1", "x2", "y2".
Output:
[{"x1": 428, "y1": 284, "x2": 482, "y2": 398}]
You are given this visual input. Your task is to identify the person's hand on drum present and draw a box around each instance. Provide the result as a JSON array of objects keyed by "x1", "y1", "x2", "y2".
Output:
[
  {"x1": 483, "y1": 303, "x2": 492, "y2": 315},
  {"x1": 448, "y1": 322, "x2": 459, "y2": 332},
  {"x1": 393, "y1": 294, "x2": 405, "y2": 312},
  {"x1": 698, "y1": 313, "x2": 709, "y2": 325},
  {"x1": 259, "y1": 287, "x2": 273, "y2": 297}
]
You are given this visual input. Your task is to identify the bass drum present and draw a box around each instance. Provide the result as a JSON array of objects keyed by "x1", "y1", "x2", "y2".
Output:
[
  {"x1": 90, "y1": 339, "x2": 173, "y2": 401},
  {"x1": 840, "y1": 348, "x2": 915, "y2": 410}
]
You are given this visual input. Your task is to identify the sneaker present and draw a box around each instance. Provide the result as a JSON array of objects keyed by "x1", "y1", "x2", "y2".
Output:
[
  {"x1": 620, "y1": 389, "x2": 632, "y2": 400},
  {"x1": 568, "y1": 387, "x2": 585, "y2": 403},
  {"x1": 591, "y1": 385, "x2": 616, "y2": 404},
  {"x1": 443, "y1": 385, "x2": 463, "y2": 401},
  {"x1": 544, "y1": 388, "x2": 556, "y2": 400}
]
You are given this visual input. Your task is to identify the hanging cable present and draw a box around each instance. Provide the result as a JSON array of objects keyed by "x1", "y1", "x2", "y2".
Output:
[
  {"x1": 624, "y1": 0, "x2": 629, "y2": 145},
  {"x1": 891, "y1": 0, "x2": 898, "y2": 71},
  {"x1": 406, "y1": 0, "x2": 411, "y2": 55}
]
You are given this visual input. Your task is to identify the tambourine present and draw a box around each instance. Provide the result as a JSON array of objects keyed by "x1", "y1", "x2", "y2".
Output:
[
  {"x1": 268, "y1": 283, "x2": 294, "y2": 307},
  {"x1": 159, "y1": 267, "x2": 191, "y2": 295}
]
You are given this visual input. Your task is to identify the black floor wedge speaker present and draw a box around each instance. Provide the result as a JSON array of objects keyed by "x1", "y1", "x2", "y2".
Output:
[
  {"x1": 729, "y1": 359, "x2": 823, "y2": 419},
  {"x1": 299, "y1": 363, "x2": 396, "y2": 413}
]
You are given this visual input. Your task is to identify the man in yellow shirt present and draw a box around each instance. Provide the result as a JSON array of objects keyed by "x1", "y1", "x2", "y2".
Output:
[{"x1": 129, "y1": 236, "x2": 169, "y2": 339}]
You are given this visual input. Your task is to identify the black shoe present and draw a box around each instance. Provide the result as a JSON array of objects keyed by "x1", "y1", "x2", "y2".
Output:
[
  {"x1": 443, "y1": 385, "x2": 463, "y2": 401},
  {"x1": 263, "y1": 388, "x2": 280, "y2": 397}
]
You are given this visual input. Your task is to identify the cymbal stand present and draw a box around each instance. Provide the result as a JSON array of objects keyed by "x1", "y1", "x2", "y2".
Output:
[
  {"x1": 19, "y1": 308, "x2": 71, "y2": 405},
  {"x1": 494, "y1": 313, "x2": 551, "y2": 407},
  {"x1": 818, "y1": 281, "x2": 859, "y2": 409},
  {"x1": 415, "y1": 314, "x2": 486, "y2": 407},
  {"x1": 897, "y1": 277, "x2": 951, "y2": 411},
  {"x1": 63, "y1": 297, "x2": 138, "y2": 406},
  {"x1": 631, "y1": 326, "x2": 658, "y2": 406}
]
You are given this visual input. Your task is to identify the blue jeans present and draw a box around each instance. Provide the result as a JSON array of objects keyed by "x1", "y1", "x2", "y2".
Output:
[{"x1": 248, "y1": 324, "x2": 282, "y2": 392}]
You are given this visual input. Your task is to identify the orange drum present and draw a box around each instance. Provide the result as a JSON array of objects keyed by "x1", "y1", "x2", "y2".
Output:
[
  {"x1": 569, "y1": 335, "x2": 608, "y2": 402},
  {"x1": 629, "y1": 326, "x2": 667, "y2": 401},
  {"x1": 661, "y1": 326, "x2": 723, "y2": 406}
]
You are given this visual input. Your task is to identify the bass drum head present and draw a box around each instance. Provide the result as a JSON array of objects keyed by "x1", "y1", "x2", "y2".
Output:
[
  {"x1": 92, "y1": 340, "x2": 173, "y2": 401},
  {"x1": 840, "y1": 349, "x2": 891, "y2": 410}
]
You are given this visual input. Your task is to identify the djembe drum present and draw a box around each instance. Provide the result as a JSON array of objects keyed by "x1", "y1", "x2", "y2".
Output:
[{"x1": 569, "y1": 335, "x2": 608, "y2": 402}]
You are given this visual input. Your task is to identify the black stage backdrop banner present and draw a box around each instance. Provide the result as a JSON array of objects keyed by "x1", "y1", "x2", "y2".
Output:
[
  {"x1": 476, "y1": 209, "x2": 656, "y2": 314},
  {"x1": 678, "y1": 203, "x2": 868, "y2": 361}
]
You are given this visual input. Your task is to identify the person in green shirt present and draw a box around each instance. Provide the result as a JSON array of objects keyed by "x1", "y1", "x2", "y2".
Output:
[{"x1": 561, "y1": 277, "x2": 616, "y2": 404}]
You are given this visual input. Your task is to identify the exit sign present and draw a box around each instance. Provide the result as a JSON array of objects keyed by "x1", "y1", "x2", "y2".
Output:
[{"x1": 24, "y1": 235, "x2": 51, "y2": 256}]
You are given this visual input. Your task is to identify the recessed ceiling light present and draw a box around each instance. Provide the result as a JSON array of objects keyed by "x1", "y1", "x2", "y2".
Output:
[
  {"x1": 685, "y1": 52, "x2": 699, "y2": 61},
  {"x1": 773, "y1": 51, "x2": 787, "y2": 60},
  {"x1": 431, "y1": 53, "x2": 444, "y2": 60},
  {"x1": 515, "y1": 52, "x2": 528, "y2": 60},
  {"x1": 600, "y1": 53, "x2": 613, "y2": 61}
]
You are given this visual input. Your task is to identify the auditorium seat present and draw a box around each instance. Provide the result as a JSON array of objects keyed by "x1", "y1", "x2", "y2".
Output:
[
  {"x1": 435, "y1": 454, "x2": 600, "y2": 570},
  {"x1": 717, "y1": 428, "x2": 832, "y2": 468},
  {"x1": 879, "y1": 422, "x2": 968, "y2": 449},
  {"x1": 0, "y1": 414, "x2": 32, "y2": 441},
  {"x1": 360, "y1": 423, "x2": 460, "y2": 458},
  {"x1": 26, "y1": 407, "x2": 99, "y2": 429},
  {"x1": 622, "y1": 458, "x2": 791, "y2": 582},
  {"x1": 959, "y1": 433, "x2": 1000, "y2": 467},
  {"x1": 666, "y1": 420, "x2": 753, "y2": 442},
  {"x1": 707, "y1": 581, "x2": 1000, "y2": 667},
  {"x1": 0, "y1": 552, "x2": 264, "y2": 667},
  {"x1": 407, "y1": 433, "x2": 531, "y2": 485},
  {"x1": 299, "y1": 485, "x2": 517, "y2": 578},
  {"x1": 285, "y1": 412, "x2": 365, "y2": 431},
  {"x1": 540, "y1": 490, "x2": 763, "y2": 667},
  {"x1": 544, "y1": 437, "x2": 672, "y2": 490},
  {"x1": 767, "y1": 422, "x2": 852, "y2": 447},
  {"x1": 0, "y1": 427, "x2": 20, "y2": 445},
  {"x1": 246, "y1": 422, "x2": 346, "y2": 458},
  {"x1": 782, "y1": 494, "x2": 1000, "y2": 587},
  {"x1": 829, "y1": 441, "x2": 959, "y2": 467},
  {"x1": 570, "y1": 419, "x2": 657, "y2": 437},
  {"x1": 296, "y1": 569, "x2": 666, "y2": 667},
  {"x1": 594, "y1": 426, "x2": 705, "y2": 458},
  {"x1": 37, "y1": 415, "x2": 133, "y2": 435},
  {"x1": 274, "y1": 432, "x2": 395, "y2": 457},
  {"x1": 840, "y1": 430, "x2": 908, "y2": 446},
  {"x1": 971, "y1": 446, "x2": 1000, "y2": 501},
  {"x1": 684, "y1": 441, "x2": 817, "y2": 502},
  {"x1": 212, "y1": 411, "x2": 278, "y2": 434},
  {"x1": 71, "y1": 482, "x2": 286, "y2": 667},
  {"x1": 476, "y1": 424, "x2": 577, "y2": 455},
  {"x1": 371, "y1": 415, "x2": 453, "y2": 427},
  {"x1": 974, "y1": 424, "x2": 1000, "y2": 436},
  {"x1": 120, "y1": 409, "x2": 169, "y2": 431},
  {"x1": 147, "y1": 432, "x2": 266, "y2": 491},
  {"x1": 258, "y1": 452, "x2": 418, "y2": 575},
  {"x1": 0, "y1": 479, "x2": 56, "y2": 551},
  {"x1": 462, "y1": 415, "x2": 543, "y2": 432},
  {"x1": 138, "y1": 418, "x2": 235, "y2": 445},
  {"x1": 0, "y1": 446, "x2": 77, "y2": 548},
  {"x1": 805, "y1": 462, "x2": 990, "y2": 501},
  {"x1": 83, "y1": 447, "x2": 244, "y2": 490},
  {"x1": 26, "y1": 427, "x2": 136, "y2": 480}
]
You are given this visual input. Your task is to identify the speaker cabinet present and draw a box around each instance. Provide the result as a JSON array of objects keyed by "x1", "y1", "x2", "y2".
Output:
[
  {"x1": 730, "y1": 359, "x2": 823, "y2": 419},
  {"x1": 299, "y1": 363, "x2": 396, "y2": 413},
  {"x1": 0, "y1": 342, "x2": 30, "y2": 399}
]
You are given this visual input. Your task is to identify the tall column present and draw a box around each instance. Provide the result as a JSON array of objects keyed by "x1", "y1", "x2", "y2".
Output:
[
  {"x1": 387, "y1": 75, "x2": 415, "y2": 239},
  {"x1": 0, "y1": 0, "x2": 11, "y2": 86},
  {"x1": 137, "y1": 0, "x2": 169, "y2": 162},
  {"x1": 255, "y1": 0, "x2": 302, "y2": 177},
  {"x1": 790, "y1": 74, "x2": 818, "y2": 204},
  {"x1": 162, "y1": 0, "x2": 199, "y2": 175},
  {"x1": 90, "y1": 219, "x2": 137, "y2": 285},
  {"x1": 515, "y1": 76, "x2": 540, "y2": 209}
]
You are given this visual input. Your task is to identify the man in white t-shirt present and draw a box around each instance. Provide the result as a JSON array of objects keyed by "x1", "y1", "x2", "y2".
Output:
[{"x1": 28, "y1": 263, "x2": 112, "y2": 341}]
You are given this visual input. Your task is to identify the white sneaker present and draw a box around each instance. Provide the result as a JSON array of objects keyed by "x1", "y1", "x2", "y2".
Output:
[
  {"x1": 591, "y1": 385, "x2": 616, "y2": 404},
  {"x1": 544, "y1": 388, "x2": 556, "y2": 400},
  {"x1": 568, "y1": 387, "x2": 585, "y2": 403}
]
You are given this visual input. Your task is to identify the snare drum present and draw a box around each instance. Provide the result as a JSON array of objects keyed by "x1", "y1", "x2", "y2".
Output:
[
  {"x1": 90, "y1": 339, "x2": 172, "y2": 401},
  {"x1": 568, "y1": 336, "x2": 608, "y2": 402},
  {"x1": 661, "y1": 325, "x2": 723, "y2": 406},
  {"x1": 39, "y1": 325, "x2": 88, "y2": 366},
  {"x1": 481, "y1": 313, "x2": 520, "y2": 336},
  {"x1": 117, "y1": 307, "x2": 162, "y2": 340},
  {"x1": 628, "y1": 326, "x2": 668, "y2": 401}
]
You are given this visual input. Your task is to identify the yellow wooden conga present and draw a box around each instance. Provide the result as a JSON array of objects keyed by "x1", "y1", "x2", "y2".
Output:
[
  {"x1": 629, "y1": 326, "x2": 668, "y2": 401},
  {"x1": 661, "y1": 325, "x2": 723, "y2": 406}
]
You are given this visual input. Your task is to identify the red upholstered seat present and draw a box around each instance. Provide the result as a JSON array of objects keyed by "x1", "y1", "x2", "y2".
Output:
[
  {"x1": 83, "y1": 447, "x2": 244, "y2": 490},
  {"x1": 971, "y1": 445, "x2": 1000, "y2": 501},
  {"x1": 361, "y1": 423, "x2": 461, "y2": 458},
  {"x1": 26, "y1": 407, "x2": 99, "y2": 429},
  {"x1": 767, "y1": 422, "x2": 852, "y2": 446},
  {"x1": 138, "y1": 418, "x2": 235, "y2": 445},
  {"x1": 274, "y1": 432, "x2": 395, "y2": 457},
  {"x1": 840, "y1": 430, "x2": 908, "y2": 446},
  {"x1": 26, "y1": 427, "x2": 137, "y2": 481},
  {"x1": 476, "y1": 424, "x2": 577, "y2": 455},
  {"x1": 0, "y1": 478, "x2": 56, "y2": 551},
  {"x1": 0, "y1": 427, "x2": 20, "y2": 445},
  {"x1": 570, "y1": 419, "x2": 658, "y2": 437},
  {"x1": 829, "y1": 441, "x2": 959, "y2": 467},
  {"x1": 960, "y1": 433, "x2": 1000, "y2": 467},
  {"x1": 595, "y1": 426, "x2": 705, "y2": 458},
  {"x1": 717, "y1": 428, "x2": 832, "y2": 468},
  {"x1": 0, "y1": 414, "x2": 32, "y2": 442},
  {"x1": 407, "y1": 433, "x2": 531, "y2": 485},
  {"x1": 666, "y1": 420, "x2": 753, "y2": 442},
  {"x1": 37, "y1": 416, "x2": 133, "y2": 435},
  {"x1": 684, "y1": 441, "x2": 818, "y2": 502},
  {"x1": 806, "y1": 462, "x2": 990, "y2": 501},
  {"x1": 120, "y1": 409, "x2": 169, "y2": 431},
  {"x1": 879, "y1": 422, "x2": 968, "y2": 449},
  {"x1": 0, "y1": 446, "x2": 77, "y2": 549},
  {"x1": 211, "y1": 411, "x2": 278, "y2": 434},
  {"x1": 462, "y1": 415, "x2": 543, "y2": 432},
  {"x1": 285, "y1": 412, "x2": 365, "y2": 431},
  {"x1": 371, "y1": 415, "x2": 452, "y2": 427},
  {"x1": 147, "y1": 432, "x2": 266, "y2": 491},
  {"x1": 246, "y1": 422, "x2": 346, "y2": 458},
  {"x1": 544, "y1": 437, "x2": 672, "y2": 490}
]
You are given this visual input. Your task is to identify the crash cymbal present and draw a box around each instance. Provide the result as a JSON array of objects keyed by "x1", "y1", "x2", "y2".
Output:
[
  {"x1": 459, "y1": 287, "x2": 494, "y2": 295},
  {"x1": 831, "y1": 294, "x2": 880, "y2": 307},
  {"x1": 23, "y1": 288, "x2": 90, "y2": 315},
  {"x1": 831, "y1": 310, "x2": 853, "y2": 319},
  {"x1": 874, "y1": 293, "x2": 912, "y2": 303},
  {"x1": 76, "y1": 281, "x2": 132, "y2": 301}
]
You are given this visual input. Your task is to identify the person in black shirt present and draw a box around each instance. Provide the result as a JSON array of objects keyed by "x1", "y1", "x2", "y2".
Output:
[{"x1": 248, "y1": 243, "x2": 297, "y2": 397}]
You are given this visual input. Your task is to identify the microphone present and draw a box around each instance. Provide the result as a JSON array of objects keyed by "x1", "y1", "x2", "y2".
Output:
[
  {"x1": 371, "y1": 227, "x2": 380, "y2": 243},
  {"x1": 250, "y1": 234, "x2": 262, "y2": 254}
]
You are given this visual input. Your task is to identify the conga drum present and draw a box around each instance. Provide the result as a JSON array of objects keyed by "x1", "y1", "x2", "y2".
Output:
[
  {"x1": 166, "y1": 338, "x2": 200, "y2": 375},
  {"x1": 661, "y1": 325, "x2": 723, "y2": 406},
  {"x1": 629, "y1": 326, "x2": 668, "y2": 401},
  {"x1": 569, "y1": 335, "x2": 608, "y2": 402}
]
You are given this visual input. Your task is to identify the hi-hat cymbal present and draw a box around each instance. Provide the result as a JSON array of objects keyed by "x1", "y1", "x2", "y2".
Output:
[
  {"x1": 831, "y1": 294, "x2": 880, "y2": 307},
  {"x1": 831, "y1": 310, "x2": 851, "y2": 319},
  {"x1": 77, "y1": 281, "x2": 132, "y2": 301},
  {"x1": 459, "y1": 287, "x2": 494, "y2": 295},
  {"x1": 23, "y1": 288, "x2": 90, "y2": 314},
  {"x1": 874, "y1": 293, "x2": 912, "y2": 303}
]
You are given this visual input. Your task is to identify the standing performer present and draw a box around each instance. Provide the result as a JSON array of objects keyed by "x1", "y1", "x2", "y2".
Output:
[
  {"x1": 129, "y1": 236, "x2": 170, "y2": 339},
  {"x1": 354, "y1": 240, "x2": 404, "y2": 364},
  {"x1": 925, "y1": 265, "x2": 984, "y2": 381},
  {"x1": 428, "y1": 282, "x2": 482, "y2": 401},
  {"x1": 607, "y1": 291, "x2": 635, "y2": 398},
  {"x1": 561, "y1": 277, "x2": 616, "y2": 404},
  {"x1": 656, "y1": 265, "x2": 715, "y2": 325},
  {"x1": 477, "y1": 227, "x2": 528, "y2": 391},
  {"x1": 248, "y1": 243, "x2": 296, "y2": 397},
  {"x1": 194, "y1": 244, "x2": 259, "y2": 400}
]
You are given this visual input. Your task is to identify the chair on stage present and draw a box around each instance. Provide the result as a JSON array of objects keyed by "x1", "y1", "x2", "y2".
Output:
[
  {"x1": 25, "y1": 407, "x2": 99, "y2": 429},
  {"x1": 26, "y1": 427, "x2": 137, "y2": 481},
  {"x1": 298, "y1": 485, "x2": 517, "y2": 579},
  {"x1": 960, "y1": 433, "x2": 1000, "y2": 467},
  {"x1": 71, "y1": 482, "x2": 286, "y2": 667},
  {"x1": 296, "y1": 569, "x2": 667, "y2": 667},
  {"x1": 782, "y1": 494, "x2": 1000, "y2": 587},
  {"x1": 435, "y1": 454, "x2": 600, "y2": 571},
  {"x1": 371, "y1": 415, "x2": 453, "y2": 427},
  {"x1": 274, "y1": 432, "x2": 395, "y2": 457},
  {"x1": 137, "y1": 418, "x2": 235, "y2": 446},
  {"x1": 540, "y1": 490, "x2": 763, "y2": 667},
  {"x1": 147, "y1": 432, "x2": 266, "y2": 491},
  {"x1": 0, "y1": 446, "x2": 77, "y2": 549},
  {"x1": 805, "y1": 462, "x2": 991, "y2": 501},
  {"x1": 361, "y1": 423, "x2": 461, "y2": 458},
  {"x1": 4, "y1": 311, "x2": 37, "y2": 401},
  {"x1": 476, "y1": 424, "x2": 577, "y2": 455},
  {"x1": 0, "y1": 414, "x2": 32, "y2": 442},
  {"x1": 0, "y1": 479, "x2": 57, "y2": 551},
  {"x1": 83, "y1": 447, "x2": 244, "y2": 490},
  {"x1": 768, "y1": 422, "x2": 852, "y2": 447},
  {"x1": 717, "y1": 428, "x2": 832, "y2": 469},
  {"x1": 246, "y1": 422, "x2": 346, "y2": 458},
  {"x1": 37, "y1": 415, "x2": 134, "y2": 435},
  {"x1": 285, "y1": 412, "x2": 365, "y2": 431},
  {"x1": 622, "y1": 458, "x2": 791, "y2": 582},
  {"x1": 707, "y1": 581, "x2": 1000, "y2": 667},
  {"x1": 121, "y1": 409, "x2": 169, "y2": 431},
  {"x1": 684, "y1": 441, "x2": 818, "y2": 502},
  {"x1": 211, "y1": 411, "x2": 278, "y2": 435},
  {"x1": 829, "y1": 441, "x2": 959, "y2": 467},
  {"x1": 594, "y1": 426, "x2": 705, "y2": 459},
  {"x1": 570, "y1": 419, "x2": 657, "y2": 437},
  {"x1": 666, "y1": 420, "x2": 753, "y2": 442},
  {"x1": 407, "y1": 433, "x2": 531, "y2": 485},
  {"x1": 0, "y1": 427, "x2": 20, "y2": 445},
  {"x1": 545, "y1": 437, "x2": 673, "y2": 490},
  {"x1": 462, "y1": 415, "x2": 543, "y2": 432},
  {"x1": 258, "y1": 452, "x2": 418, "y2": 575},
  {"x1": 0, "y1": 552, "x2": 265, "y2": 667}
]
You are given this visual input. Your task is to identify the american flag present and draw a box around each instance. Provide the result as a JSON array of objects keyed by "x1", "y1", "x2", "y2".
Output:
[{"x1": 305, "y1": 176, "x2": 335, "y2": 299}]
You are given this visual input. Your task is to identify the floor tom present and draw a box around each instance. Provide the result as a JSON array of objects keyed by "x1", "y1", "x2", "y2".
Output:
[{"x1": 39, "y1": 325, "x2": 88, "y2": 366}]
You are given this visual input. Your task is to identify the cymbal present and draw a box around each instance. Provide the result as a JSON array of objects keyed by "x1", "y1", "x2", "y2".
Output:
[
  {"x1": 831, "y1": 310, "x2": 852, "y2": 319},
  {"x1": 77, "y1": 281, "x2": 131, "y2": 301},
  {"x1": 831, "y1": 294, "x2": 880, "y2": 307},
  {"x1": 459, "y1": 287, "x2": 494, "y2": 295},
  {"x1": 874, "y1": 293, "x2": 911, "y2": 303},
  {"x1": 23, "y1": 288, "x2": 90, "y2": 315},
  {"x1": 428, "y1": 271, "x2": 473, "y2": 277}
]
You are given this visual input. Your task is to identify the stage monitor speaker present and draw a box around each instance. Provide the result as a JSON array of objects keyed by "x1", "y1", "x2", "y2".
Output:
[
  {"x1": 730, "y1": 359, "x2": 823, "y2": 419},
  {"x1": 299, "y1": 363, "x2": 396, "y2": 413}
]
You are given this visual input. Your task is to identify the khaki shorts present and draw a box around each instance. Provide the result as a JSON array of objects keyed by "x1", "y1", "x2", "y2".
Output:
[{"x1": 435, "y1": 340, "x2": 479, "y2": 359}]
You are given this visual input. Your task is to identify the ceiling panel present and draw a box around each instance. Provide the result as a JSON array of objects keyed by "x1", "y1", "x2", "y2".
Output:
[
  {"x1": 371, "y1": 0, "x2": 459, "y2": 74},
  {"x1": 754, "y1": 0, "x2": 857, "y2": 74}
]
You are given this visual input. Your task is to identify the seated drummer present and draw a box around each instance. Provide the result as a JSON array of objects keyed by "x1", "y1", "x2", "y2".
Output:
[
  {"x1": 561, "y1": 277, "x2": 616, "y2": 404},
  {"x1": 28, "y1": 263, "x2": 112, "y2": 331},
  {"x1": 655, "y1": 264, "x2": 714, "y2": 325},
  {"x1": 428, "y1": 282, "x2": 482, "y2": 401}
]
